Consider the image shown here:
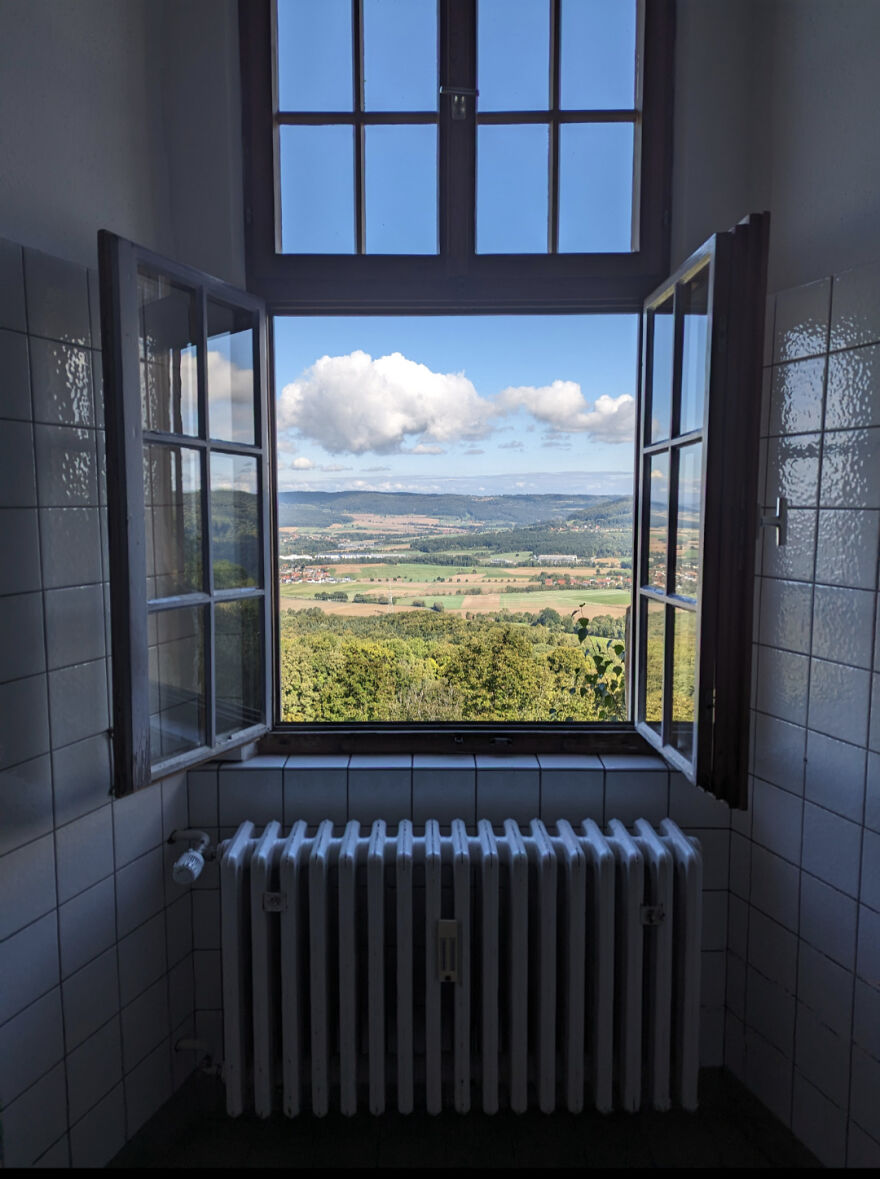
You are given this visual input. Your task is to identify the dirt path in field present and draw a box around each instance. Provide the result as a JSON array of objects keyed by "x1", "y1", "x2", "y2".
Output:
[{"x1": 460, "y1": 593, "x2": 501, "y2": 612}]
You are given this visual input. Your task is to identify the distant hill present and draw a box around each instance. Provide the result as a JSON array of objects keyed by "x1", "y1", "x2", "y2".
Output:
[{"x1": 277, "y1": 490, "x2": 632, "y2": 530}]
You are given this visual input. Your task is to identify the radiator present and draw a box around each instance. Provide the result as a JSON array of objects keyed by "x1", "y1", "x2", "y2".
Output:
[{"x1": 218, "y1": 816, "x2": 702, "y2": 1119}]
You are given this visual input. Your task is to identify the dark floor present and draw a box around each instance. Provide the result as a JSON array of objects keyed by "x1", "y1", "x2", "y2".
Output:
[{"x1": 108, "y1": 1069, "x2": 822, "y2": 1169}]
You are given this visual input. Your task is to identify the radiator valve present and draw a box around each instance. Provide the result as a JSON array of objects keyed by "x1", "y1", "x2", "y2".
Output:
[{"x1": 169, "y1": 828, "x2": 212, "y2": 884}]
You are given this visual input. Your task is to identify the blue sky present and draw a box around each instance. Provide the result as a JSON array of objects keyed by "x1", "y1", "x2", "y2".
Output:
[
  {"x1": 273, "y1": 313, "x2": 639, "y2": 495},
  {"x1": 272, "y1": 1, "x2": 638, "y2": 496}
]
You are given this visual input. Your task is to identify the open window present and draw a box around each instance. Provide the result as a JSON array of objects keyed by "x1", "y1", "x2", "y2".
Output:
[{"x1": 99, "y1": 231, "x2": 274, "y2": 792}]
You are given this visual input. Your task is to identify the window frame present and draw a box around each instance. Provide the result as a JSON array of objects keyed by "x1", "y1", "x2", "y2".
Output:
[
  {"x1": 99, "y1": 230, "x2": 274, "y2": 794},
  {"x1": 238, "y1": 0, "x2": 675, "y2": 314}
]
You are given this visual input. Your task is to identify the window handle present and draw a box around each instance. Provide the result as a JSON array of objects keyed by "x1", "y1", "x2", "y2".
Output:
[
  {"x1": 760, "y1": 496, "x2": 787, "y2": 546},
  {"x1": 439, "y1": 86, "x2": 478, "y2": 119}
]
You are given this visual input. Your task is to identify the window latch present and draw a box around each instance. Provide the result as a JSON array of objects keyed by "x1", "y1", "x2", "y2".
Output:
[
  {"x1": 760, "y1": 496, "x2": 787, "y2": 546},
  {"x1": 439, "y1": 86, "x2": 478, "y2": 119}
]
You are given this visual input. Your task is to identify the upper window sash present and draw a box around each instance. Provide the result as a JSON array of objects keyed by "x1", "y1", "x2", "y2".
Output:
[{"x1": 238, "y1": 0, "x2": 675, "y2": 312}]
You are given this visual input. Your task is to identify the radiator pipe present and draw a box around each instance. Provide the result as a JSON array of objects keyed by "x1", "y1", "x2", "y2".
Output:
[{"x1": 169, "y1": 828, "x2": 212, "y2": 885}]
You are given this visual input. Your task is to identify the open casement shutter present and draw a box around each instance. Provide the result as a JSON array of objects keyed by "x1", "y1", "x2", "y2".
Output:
[
  {"x1": 99, "y1": 231, "x2": 274, "y2": 794},
  {"x1": 633, "y1": 214, "x2": 769, "y2": 806}
]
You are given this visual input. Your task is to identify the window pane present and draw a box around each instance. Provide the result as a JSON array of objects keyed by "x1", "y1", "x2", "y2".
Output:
[
  {"x1": 144, "y1": 444, "x2": 202, "y2": 599},
  {"x1": 558, "y1": 122, "x2": 634, "y2": 253},
  {"x1": 207, "y1": 302, "x2": 256, "y2": 445},
  {"x1": 138, "y1": 272, "x2": 198, "y2": 437},
  {"x1": 149, "y1": 605, "x2": 206, "y2": 763},
  {"x1": 680, "y1": 265, "x2": 710, "y2": 434},
  {"x1": 477, "y1": 0, "x2": 549, "y2": 111},
  {"x1": 477, "y1": 124, "x2": 548, "y2": 253},
  {"x1": 641, "y1": 597, "x2": 664, "y2": 737},
  {"x1": 365, "y1": 125, "x2": 437, "y2": 254},
  {"x1": 674, "y1": 442, "x2": 701, "y2": 599},
  {"x1": 363, "y1": 0, "x2": 437, "y2": 111},
  {"x1": 671, "y1": 607, "x2": 696, "y2": 760},
  {"x1": 216, "y1": 599, "x2": 264, "y2": 738},
  {"x1": 650, "y1": 295, "x2": 674, "y2": 443},
  {"x1": 276, "y1": 0, "x2": 352, "y2": 112},
  {"x1": 280, "y1": 125, "x2": 355, "y2": 254},
  {"x1": 561, "y1": 0, "x2": 636, "y2": 110},
  {"x1": 646, "y1": 452, "x2": 668, "y2": 592},
  {"x1": 211, "y1": 454, "x2": 261, "y2": 589}
]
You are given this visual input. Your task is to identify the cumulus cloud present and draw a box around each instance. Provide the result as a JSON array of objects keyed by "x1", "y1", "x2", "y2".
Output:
[
  {"x1": 497, "y1": 381, "x2": 635, "y2": 442},
  {"x1": 277, "y1": 350, "x2": 494, "y2": 455},
  {"x1": 403, "y1": 443, "x2": 446, "y2": 455},
  {"x1": 290, "y1": 457, "x2": 314, "y2": 469}
]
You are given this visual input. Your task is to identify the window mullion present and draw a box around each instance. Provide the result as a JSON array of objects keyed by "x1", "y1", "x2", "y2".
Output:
[
  {"x1": 439, "y1": 0, "x2": 476, "y2": 265},
  {"x1": 353, "y1": 0, "x2": 365, "y2": 255},
  {"x1": 197, "y1": 286, "x2": 216, "y2": 748},
  {"x1": 548, "y1": 0, "x2": 561, "y2": 255}
]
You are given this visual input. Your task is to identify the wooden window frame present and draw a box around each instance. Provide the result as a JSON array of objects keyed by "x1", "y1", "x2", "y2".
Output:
[{"x1": 238, "y1": 0, "x2": 675, "y2": 314}]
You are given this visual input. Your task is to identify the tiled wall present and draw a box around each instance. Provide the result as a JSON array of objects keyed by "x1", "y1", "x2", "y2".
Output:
[
  {"x1": 727, "y1": 258, "x2": 880, "y2": 1167},
  {"x1": 0, "y1": 236, "x2": 197, "y2": 1168},
  {"x1": 184, "y1": 752, "x2": 732, "y2": 1079}
]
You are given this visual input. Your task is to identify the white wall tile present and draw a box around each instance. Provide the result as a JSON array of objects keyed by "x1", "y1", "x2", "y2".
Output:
[
  {"x1": 857, "y1": 904, "x2": 880, "y2": 987},
  {"x1": 124, "y1": 1039, "x2": 172, "y2": 1141},
  {"x1": 755, "y1": 646, "x2": 810, "y2": 726},
  {"x1": 165, "y1": 893, "x2": 193, "y2": 968},
  {"x1": 850, "y1": 1046, "x2": 880, "y2": 1144},
  {"x1": 48, "y1": 658, "x2": 108, "y2": 748},
  {"x1": 699, "y1": 1006, "x2": 724, "y2": 1068},
  {"x1": 795, "y1": 1002, "x2": 852, "y2": 1109},
  {"x1": 413, "y1": 759, "x2": 476, "y2": 828},
  {"x1": 669, "y1": 772, "x2": 731, "y2": 827},
  {"x1": 811, "y1": 585, "x2": 875, "y2": 668},
  {"x1": 871, "y1": 675, "x2": 880, "y2": 752},
  {"x1": 749, "y1": 908, "x2": 798, "y2": 991},
  {"x1": 805, "y1": 730, "x2": 866, "y2": 822},
  {"x1": 192, "y1": 889, "x2": 220, "y2": 951},
  {"x1": 728, "y1": 893, "x2": 748, "y2": 959},
  {"x1": 0, "y1": 509, "x2": 42, "y2": 595},
  {"x1": 761, "y1": 507, "x2": 816, "y2": 582},
  {"x1": 0, "y1": 987, "x2": 64, "y2": 1107},
  {"x1": 218, "y1": 764, "x2": 283, "y2": 827},
  {"x1": 604, "y1": 770, "x2": 668, "y2": 826},
  {"x1": 792, "y1": 1071, "x2": 847, "y2": 1168},
  {"x1": 33, "y1": 1134, "x2": 70, "y2": 1168},
  {"x1": 193, "y1": 949, "x2": 221, "y2": 1010},
  {"x1": 52, "y1": 732, "x2": 112, "y2": 827},
  {"x1": 695, "y1": 828, "x2": 729, "y2": 891},
  {"x1": 58, "y1": 875, "x2": 116, "y2": 980},
  {"x1": 0, "y1": 673, "x2": 49, "y2": 770},
  {"x1": 814, "y1": 508, "x2": 880, "y2": 589},
  {"x1": 751, "y1": 776, "x2": 803, "y2": 863},
  {"x1": 187, "y1": 766, "x2": 218, "y2": 827},
  {"x1": 62, "y1": 947, "x2": 119, "y2": 1051},
  {"x1": 113, "y1": 782, "x2": 164, "y2": 868},
  {"x1": 0, "y1": 755, "x2": 53, "y2": 856},
  {"x1": 475, "y1": 760, "x2": 540, "y2": 826},
  {"x1": 44, "y1": 583, "x2": 105, "y2": 668},
  {"x1": 284, "y1": 762, "x2": 348, "y2": 827},
  {"x1": 23, "y1": 247, "x2": 91, "y2": 347},
  {"x1": 168, "y1": 957, "x2": 194, "y2": 1034},
  {"x1": 820, "y1": 427, "x2": 880, "y2": 509},
  {"x1": 729, "y1": 831, "x2": 751, "y2": 899},
  {"x1": 800, "y1": 873, "x2": 857, "y2": 969},
  {"x1": 765, "y1": 433, "x2": 821, "y2": 509},
  {"x1": 28, "y1": 337, "x2": 94, "y2": 426},
  {"x1": 744, "y1": 1030, "x2": 793, "y2": 1128},
  {"x1": 860, "y1": 826, "x2": 880, "y2": 912},
  {"x1": 160, "y1": 771, "x2": 188, "y2": 842},
  {"x1": 122, "y1": 978, "x2": 170, "y2": 1073},
  {"x1": 55, "y1": 804, "x2": 113, "y2": 903},
  {"x1": 68, "y1": 1083, "x2": 126, "y2": 1170},
  {"x1": 830, "y1": 260, "x2": 880, "y2": 352},
  {"x1": 802, "y1": 802, "x2": 863, "y2": 897},
  {"x1": 727, "y1": 951, "x2": 746, "y2": 1020},
  {"x1": 752, "y1": 713, "x2": 806, "y2": 795},
  {"x1": 116, "y1": 846, "x2": 165, "y2": 939},
  {"x1": 826, "y1": 344, "x2": 880, "y2": 435},
  {"x1": 66, "y1": 1015, "x2": 122, "y2": 1124},
  {"x1": 797, "y1": 941, "x2": 853, "y2": 1039},
  {"x1": 0, "y1": 1062, "x2": 68, "y2": 1168},
  {"x1": 538, "y1": 765, "x2": 603, "y2": 827},
  {"x1": 0, "y1": 419, "x2": 37, "y2": 505},
  {"x1": 0, "y1": 237, "x2": 26, "y2": 333},
  {"x1": 701, "y1": 889, "x2": 727, "y2": 952},
  {"x1": 847, "y1": 1121, "x2": 880, "y2": 1167},
  {"x1": 0, "y1": 830, "x2": 56, "y2": 939},
  {"x1": 773, "y1": 277, "x2": 831, "y2": 364},
  {"x1": 0, "y1": 328, "x2": 31, "y2": 421},
  {"x1": 853, "y1": 978, "x2": 880, "y2": 1062},
  {"x1": 768, "y1": 355, "x2": 826, "y2": 436},
  {"x1": 0, "y1": 911, "x2": 59, "y2": 1024},
  {"x1": 118, "y1": 913, "x2": 167, "y2": 1007},
  {"x1": 749, "y1": 843, "x2": 800, "y2": 932},
  {"x1": 747, "y1": 966, "x2": 796, "y2": 1056},
  {"x1": 808, "y1": 658, "x2": 871, "y2": 746},
  {"x1": 34, "y1": 425, "x2": 98, "y2": 507}
]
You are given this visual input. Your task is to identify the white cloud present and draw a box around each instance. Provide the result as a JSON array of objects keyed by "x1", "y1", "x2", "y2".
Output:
[
  {"x1": 498, "y1": 440, "x2": 524, "y2": 450},
  {"x1": 277, "y1": 350, "x2": 494, "y2": 455},
  {"x1": 290, "y1": 457, "x2": 314, "y2": 469},
  {"x1": 497, "y1": 381, "x2": 635, "y2": 442},
  {"x1": 403, "y1": 443, "x2": 446, "y2": 455}
]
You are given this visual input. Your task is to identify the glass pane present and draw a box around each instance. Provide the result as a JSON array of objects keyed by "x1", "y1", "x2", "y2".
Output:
[
  {"x1": 680, "y1": 265, "x2": 710, "y2": 434},
  {"x1": 671, "y1": 607, "x2": 696, "y2": 760},
  {"x1": 365, "y1": 125, "x2": 437, "y2": 254},
  {"x1": 138, "y1": 272, "x2": 198, "y2": 436},
  {"x1": 206, "y1": 302, "x2": 256, "y2": 445},
  {"x1": 477, "y1": 124, "x2": 548, "y2": 253},
  {"x1": 478, "y1": 0, "x2": 549, "y2": 111},
  {"x1": 561, "y1": 0, "x2": 636, "y2": 110},
  {"x1": 364, "y1": 0, "x2": 437, "y2": 110},
  {"x1": 280, "y1": 125, "x2": 355, "y2": 254},
  {"x1": 276, "y1": 0, "x2": 352, "y2": 111},
  {"x1": 148, "y1": 605, "x2": 206, "y2": 764},
  {"x1": 650, "y1": 294, "x2": 674, "y2": 443},
  {"x1": 216, "y1": 599, "x2": 264, "y2": 738},
  {"x1": 646, "y1": 452, "x2": 668, "y2": 592},
  {"x1": 641, "y1": 598, "x2": 664, "y2": 737},
  {"x1": 674, "y1": 443, "x2": 701, "y2": 599},
  {"x1": 558, "y1": 122, "x2": 634, "y2": 253},
  {"x1": 144, "y1": 444, "x2": 202, "y2": 599},
  {"x1": 211, "y1": 454, "x2": 261, "y2": 589}
]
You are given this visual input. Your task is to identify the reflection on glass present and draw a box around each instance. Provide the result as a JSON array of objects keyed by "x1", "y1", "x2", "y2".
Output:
[
  {"x1": 206, "y1": 302, "x2": 256, "y2": 444},
  {"x1": 148, "y1": 605, "x2": 206, "y2": 764},
  {"x1": 364, "y1": 0, "x2": 436, "y2": 110},
  {"x1": 680, "y1": 265, "x2": 710, "y2": 434},
  {"x1": 276, "y1": 0, "x2": 352, "y2": 112},
  {"x1": 647, "y1": 452, "x2": 668, "y2": 591},
  {"x1": 365, "y1": 125, "x2": 437, "y2": 254},
  {"x1": 211, "y1": 453, "x2": 261, "y2": 589},
  {"x1": 144, "y1": 444, "x2": 202, "y2": 598},
  {"x1": 642, "y1": 598, "x2": 664, "y2": 736},
  {"x1": 650, "y1": 294, "x2": 674, "y2": 443},
  {"x1": 138, "y1": 272, "x2": 198, "y2": 436},
  {"x1": 671, "y1": 607, "x2": 696, "y2": 760},
  {"x1": 561, "y1": 0, "x2": 636, "y2": 109},
  {"x1": 478, "y1": 0, "x2": 549, "y2": 111},
  {"x1": 216, "y1": 599, "x2": 264, "y2": 738},
  {"x1": 674, "y1": 443, "x2": 701, "y2": 599},
  {"x1": 477, "y1": 124, "x2": 548, "y2": 253},
  {"x1": 280, "y1": 125, "x2": 355, "y2": 254},
  {"x1": 558, "y1": 123, "x2": 634, "y2": 253}
]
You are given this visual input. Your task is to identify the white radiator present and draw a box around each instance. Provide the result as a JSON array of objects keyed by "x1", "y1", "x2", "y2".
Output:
[{"x1": 218, "y1": 816, "x2": 702, "y2": 1119}]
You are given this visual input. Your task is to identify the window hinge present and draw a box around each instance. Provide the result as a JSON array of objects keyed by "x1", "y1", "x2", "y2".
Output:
[
  {"x1": 439, "y1": 86, "x2": 478, "y2": 119},
  {"x1": 760, "y1": 496, "x2": 787, "y2": 545}
]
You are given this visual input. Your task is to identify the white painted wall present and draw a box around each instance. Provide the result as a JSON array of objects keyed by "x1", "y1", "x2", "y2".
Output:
[{"x1": 0, "y1": 0, "x2": 244, "y2": 286}]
